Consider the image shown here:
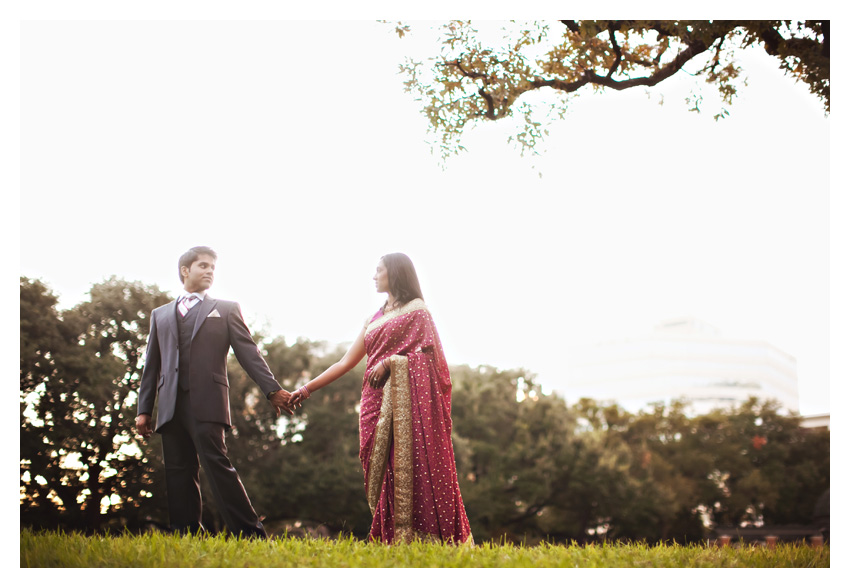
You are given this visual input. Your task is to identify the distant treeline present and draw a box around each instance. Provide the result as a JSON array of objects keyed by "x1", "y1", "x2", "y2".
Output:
[{"x1": 20, "y1": 277, "x2": 829, "y2": 543}]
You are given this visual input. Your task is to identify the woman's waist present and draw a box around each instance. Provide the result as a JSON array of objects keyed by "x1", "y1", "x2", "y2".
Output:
[{"x1": 367, "y1": 344, "x2": 434, "y2": 363}]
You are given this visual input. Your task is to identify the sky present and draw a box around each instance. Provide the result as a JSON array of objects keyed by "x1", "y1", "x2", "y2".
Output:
[{"x1": 12, "y1": 15, "x2": 839, "y2": 421}]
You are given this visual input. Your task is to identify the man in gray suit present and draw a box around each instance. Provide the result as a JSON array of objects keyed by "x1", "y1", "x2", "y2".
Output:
[{"x1": 135, "y1": 246, "x2": 293, "y2": 538}]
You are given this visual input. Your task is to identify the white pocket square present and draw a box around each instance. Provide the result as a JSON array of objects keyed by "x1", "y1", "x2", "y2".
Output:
[{"x1": 207, "y1": 309, "x2": 221, "y2": 318}]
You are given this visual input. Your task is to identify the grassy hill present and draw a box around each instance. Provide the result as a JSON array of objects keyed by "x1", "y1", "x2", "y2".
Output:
[{"x1": 20, "y1": 529, "x2": 829, "y2": 568}]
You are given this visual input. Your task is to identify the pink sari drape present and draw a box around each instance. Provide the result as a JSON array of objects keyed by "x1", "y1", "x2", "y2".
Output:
[{"x1": 359, "y1": 299, "x2": 473, "y2": 544}]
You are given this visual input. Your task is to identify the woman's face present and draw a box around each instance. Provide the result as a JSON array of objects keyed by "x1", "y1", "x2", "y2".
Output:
[{"x1": 373, "y1": 260, "x2": 390, "y2": 294}]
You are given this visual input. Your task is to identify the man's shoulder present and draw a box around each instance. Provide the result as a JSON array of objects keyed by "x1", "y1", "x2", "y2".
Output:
[
  {"x1": 152, "y1": 301, "x2": 174, "y2": 314},
  {"x1": 210, "y1": 297, "x2": 239, "y2": 309},
  {"x1": 207, "y1": 298, "x2": 242, "y2": 318},
  {"x1": 151, "y1": 296, "x2": 240, "y2": 314}
]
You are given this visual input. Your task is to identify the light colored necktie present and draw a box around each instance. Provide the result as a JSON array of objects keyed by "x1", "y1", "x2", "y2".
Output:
[{"x1": 178, "y1": 294, "x2": 199, "y2": 317}]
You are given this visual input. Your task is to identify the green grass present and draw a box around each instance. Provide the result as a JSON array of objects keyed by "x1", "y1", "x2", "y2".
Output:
[{"x1": 20, "y1": 528, "x2": 829, "y2": 568}]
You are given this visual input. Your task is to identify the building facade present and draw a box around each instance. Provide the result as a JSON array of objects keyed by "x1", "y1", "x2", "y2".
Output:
[
  {"x1": 561, "y1": 317, "x2": 799, "y2": 415},
  {"x1": 800, "y1": 413, "x2": 830, "y2": 430}
]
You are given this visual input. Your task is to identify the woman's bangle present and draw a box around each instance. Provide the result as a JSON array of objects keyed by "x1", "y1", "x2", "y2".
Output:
[
  {"x1": 382, "y1": 358, "x2": 390, "y2": 372},
  {"x1": 297, "y1": 385, "x2": 311, "y2": 399}
]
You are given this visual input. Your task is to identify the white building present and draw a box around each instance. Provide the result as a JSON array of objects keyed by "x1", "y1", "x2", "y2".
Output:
[
  {"x1": 800, "y1": 413, "x2": 830, "y2": 430},
  {"x1": 560, "y1": 317, "x2": 799, "y2": 415}
]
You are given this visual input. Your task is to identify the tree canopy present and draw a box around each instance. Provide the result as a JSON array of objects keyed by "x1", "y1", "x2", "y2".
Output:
[
  {"x1": 21, "y1": 277, "x2": 829, "y2": 542},
  {"x1": 395, "y1": 20, "x2": 829, "y2": 158},
  {"x1": 20, "y1": 277, "x2": 172, "y2": 530}
]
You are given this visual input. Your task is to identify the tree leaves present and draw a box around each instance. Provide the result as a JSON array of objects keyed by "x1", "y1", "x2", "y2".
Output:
[
  {"x1": 21, "y1": 279, "x2": 829, "y2": 540},
  {"x1": 20, "y1": 277, "x2": 171, "y2": 531},
  {"x1": 395, "y1": 20, "x2": 829, "y2": 159}
]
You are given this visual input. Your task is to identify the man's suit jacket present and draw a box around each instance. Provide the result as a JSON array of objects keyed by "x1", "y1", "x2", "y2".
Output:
[{"x1": 137, "y1": 295, "x2": 280, "y2": 432}]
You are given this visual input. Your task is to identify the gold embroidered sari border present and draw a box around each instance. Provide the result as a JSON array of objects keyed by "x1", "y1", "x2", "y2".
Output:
[
  {"x1": 366, "y1": 376, "x2": 394, "y2": 516},
  {"x1": 364, "y1": 354, "x2": 414, "y2": 543},
  {"x1": 365, "y1": 298, "x2": 428, "y2": 335},
  {"x1": 390, "y1": 355, "x2": 413, "y2": 543}
]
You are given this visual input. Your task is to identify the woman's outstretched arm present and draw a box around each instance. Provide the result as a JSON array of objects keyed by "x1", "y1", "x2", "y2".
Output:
[{"x1": 291, "y1": 325, "x2": 367, "y2": 404}]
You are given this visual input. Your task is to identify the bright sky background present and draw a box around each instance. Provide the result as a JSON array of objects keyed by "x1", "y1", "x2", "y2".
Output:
[{"x1": 13, "y1": 15, "x2": 838, "y2": 420}]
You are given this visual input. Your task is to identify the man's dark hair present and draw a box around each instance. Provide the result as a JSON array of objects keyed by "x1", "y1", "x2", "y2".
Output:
[
  {"x1": 178, "y1": 246, "x2": 217, "y2": 283},
  {"x1": 381, "y1": 252, "x2": 424, "y2": 305}
]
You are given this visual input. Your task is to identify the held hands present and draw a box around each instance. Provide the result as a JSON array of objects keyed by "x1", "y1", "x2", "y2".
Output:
[
  {"x1": 278, "y1": 360, "x2": 388, "y2": 412},
  {"x1": 289, "y1": 386, "x2": 311, "y2": 409},
  {"x1": 269, "y1": 389, "x2": 295, "y2": 417}
]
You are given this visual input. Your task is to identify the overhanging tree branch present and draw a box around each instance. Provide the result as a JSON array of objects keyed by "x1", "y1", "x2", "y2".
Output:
[
  {"x1": 400, "y1": 20, "x2": 828, "y2": 159},
  {"x1": 534, "y1": 36, "x2": 715, "y2": 93},
  {"x1": 606, "y1": 22, "x2": 623, "y2": 79}
]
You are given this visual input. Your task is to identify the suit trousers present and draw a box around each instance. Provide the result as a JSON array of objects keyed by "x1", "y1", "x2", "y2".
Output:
[{"x1": 160, "y1": 388, "x2": 267, "y2": 538}]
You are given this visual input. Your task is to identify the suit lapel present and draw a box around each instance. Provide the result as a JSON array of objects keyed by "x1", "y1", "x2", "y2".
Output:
[
  {"x1": 164, "y1": 300, "x2": 179, "y2": 343},
  {"x1": 191, "y1": 295, "x2": 217, "y2": 340}
]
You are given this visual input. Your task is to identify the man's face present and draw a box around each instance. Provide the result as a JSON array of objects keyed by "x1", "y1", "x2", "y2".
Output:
[{"x1": 181, "y1": 253, "x2": 215, "y2": 293}]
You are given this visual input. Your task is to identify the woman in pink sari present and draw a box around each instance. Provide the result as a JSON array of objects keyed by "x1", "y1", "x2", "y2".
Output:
[{"x1": 289, "y1": 253, "x2": 473, "y2": 544}]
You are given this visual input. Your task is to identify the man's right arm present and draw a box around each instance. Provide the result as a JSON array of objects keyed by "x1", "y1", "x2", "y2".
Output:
[{"x1": 136, "y1": 310, "x2": 160, "y2": 438}]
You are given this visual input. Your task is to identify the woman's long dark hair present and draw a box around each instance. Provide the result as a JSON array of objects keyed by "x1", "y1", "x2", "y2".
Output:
[{"x1": 382, "y1": 252, "x2": 424, "y2": 305}]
